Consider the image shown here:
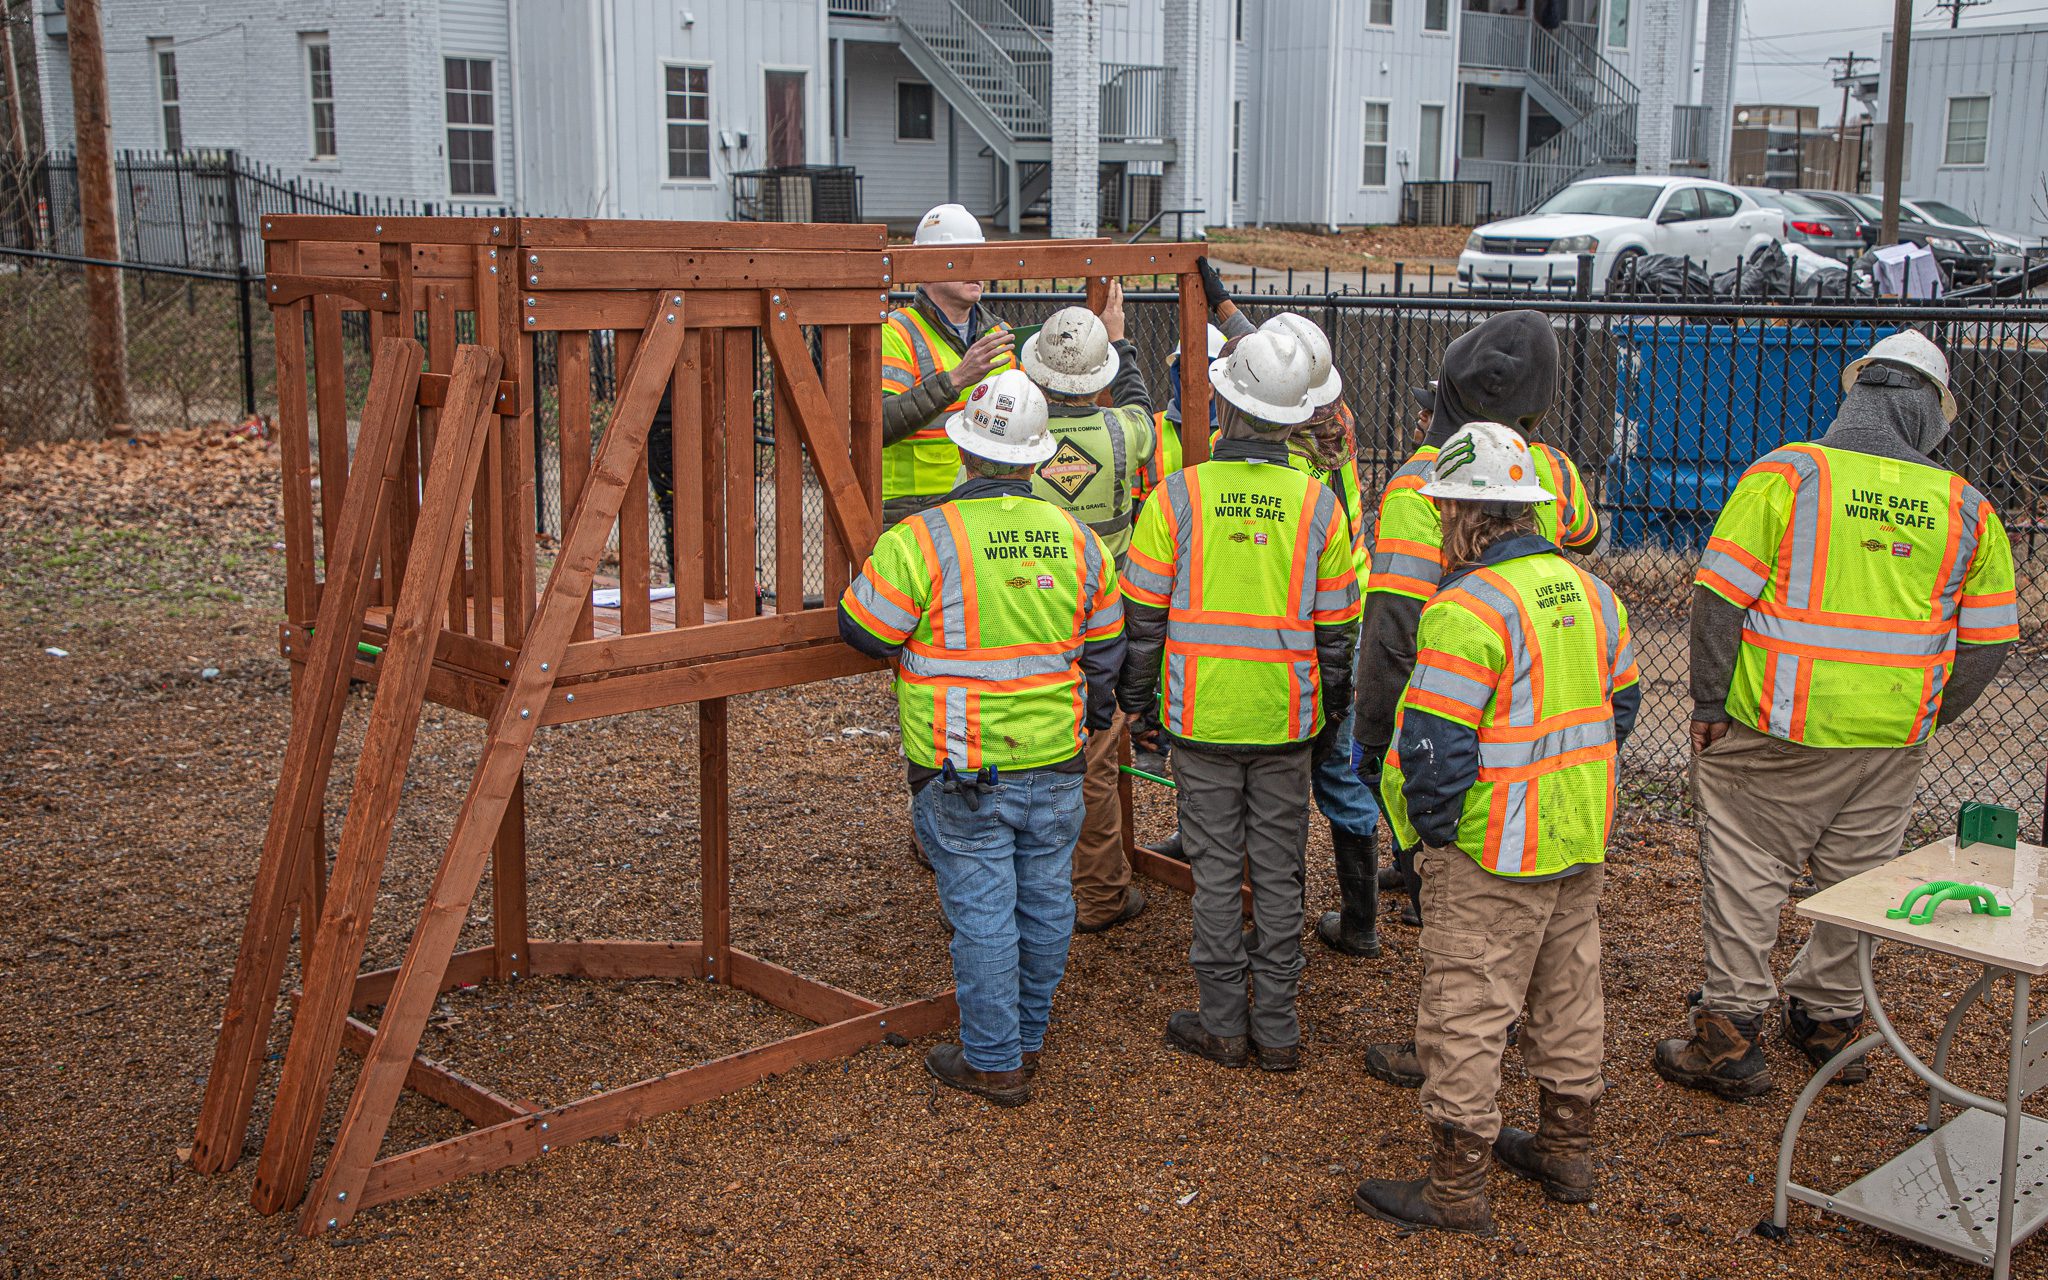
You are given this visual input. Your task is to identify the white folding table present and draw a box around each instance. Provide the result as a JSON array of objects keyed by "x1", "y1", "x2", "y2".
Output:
[{"x1": 1774, "y1": 837, "x2": 2048, "y2": 1278}]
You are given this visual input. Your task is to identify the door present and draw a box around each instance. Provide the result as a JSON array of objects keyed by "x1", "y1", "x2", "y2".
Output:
[
  {"x1": 1696, "y1": 186, "x2": 1748, "y2": 269},
  {"x1": 1418, "y1": 105, "x2": 1445, "y2": 182},
  {"x1": 1652, "y1": 186, "x2": 1708, "y2": 259},
  {"x1": 766, "y1": 70, "x2": 806, "y2": 168}
]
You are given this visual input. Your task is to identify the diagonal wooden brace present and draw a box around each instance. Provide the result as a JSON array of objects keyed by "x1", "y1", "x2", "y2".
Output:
[
  {"x1": 248, "y1": 344, "x2": 506, "y2": 1214},
  {"x1": 759, "y1": 290, "x2": 880, "y2": 562},
  {"x1": 189, "y1": 337, "x2": 424, "y2": 1174},
  {"x1": 296, "y1": 292, "x2": 690, "y2": 1234}
]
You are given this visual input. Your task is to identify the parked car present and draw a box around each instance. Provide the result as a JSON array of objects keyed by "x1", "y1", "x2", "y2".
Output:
[
  {"x1": 1740, "y1": 188, "x2": 1866, "y2": 262},
  {"x1": 1457, "y1": 176, "x2": 1786, "y2": 295},
  {"x1": 1794, "y1": 190, "x2": 1998, "y2": 287},
  {"x1": 1902, "y1": 196, "x2": 2040, "y2": 277}
]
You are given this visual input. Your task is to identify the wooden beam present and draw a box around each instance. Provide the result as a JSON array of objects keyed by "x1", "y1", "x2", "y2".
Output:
[
  {"x1": 415, "y1": 373, "x2": 524, "y2": 416},
  {"x1": 259, "y1": 214, "x2": 512, "y2": 245},
  {"x1": 350, "y1": 946, "x2": 498, "y2": 1014},
  {"x1": 671, "y1": 332, "x2": 706, "y2": 628},
  {"x1": 540, "y1": 643, "x2": 877, "y2": 725},
  {"x1": 700, "y1": 699, "x2": 731, "y2": 981},
  {"x1": 517, "y1": 289, "x2": 887, "y2": 334},
  {"x1": 264, "y1": 275, "x2": 399, "y2": 312},
  {"x1": 760, "y1": 293, "x2": 880, "y2": 562},
  {"x1": 526, "y1": 940, "x2": 705, "y2": 981},
  {"x1": 525, "y1": 249, "x2": 886, "y2": 292},
  {"x1": 339, "y1": 1015, "x2": 534, "y2": 1128},
  {"x1": 725, "y1": 949, "x2": 883, "y2": 1024},
  {"x1": 889, "y1": 241, "x2": 1200, "y2": 285},
  {"x1": 491, "y1": 772, "x2": 529, "y2": 983},
  {"x1": 1178, "y1": 273, "x2": 1212, "y2": 466},
  {"x1": 515, "y1": 219, "x2": 886, "y2": 250}
]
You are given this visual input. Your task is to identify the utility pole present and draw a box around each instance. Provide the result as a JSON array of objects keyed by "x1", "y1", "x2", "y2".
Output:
[
  {"x1": 1826, "y1": 51, "x2": 1873, "y2": 191},
  {"x1": 1931, "y1": 0, "x2": 1989, "y2": 27},
  {"x1": 1879, "y1": 0, "x2": 1911, "y2": 245},
  {"x1": 66, "y1": 0, "x2": 130, "y2": 433}
]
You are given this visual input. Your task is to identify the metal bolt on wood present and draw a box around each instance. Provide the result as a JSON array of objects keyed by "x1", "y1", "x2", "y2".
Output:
[{"x1": 519, "y1": 709, "x2": 530, "y2": 719}]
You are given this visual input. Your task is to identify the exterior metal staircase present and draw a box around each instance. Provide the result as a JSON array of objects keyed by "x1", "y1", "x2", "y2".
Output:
[{"x1": 1456, "y1": 13, "x2": 1641, "y2": 215}]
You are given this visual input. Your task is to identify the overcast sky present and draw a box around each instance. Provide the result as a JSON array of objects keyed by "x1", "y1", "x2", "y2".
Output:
[{"x1": 1727, "y1": 0, "x2": 2048, "y2": 115}]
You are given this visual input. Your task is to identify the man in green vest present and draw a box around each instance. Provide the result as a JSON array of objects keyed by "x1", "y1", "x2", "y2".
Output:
[
  {"x1": 1654, "y1": 331, "x2": 2017, "y2": 1100},
  {"x1": 1020, "y1": 285, "x2": 1155, "y2": 934},
  {"x1": 838, "y1": 368, "x2": 1124, "y2": 1108},
  {"x1": 1354, "y1": 422, "x2": 1640, "y2": 1236},
  {"x1": 880, "y1": 203, "x2": 1017, "y2": 526}
]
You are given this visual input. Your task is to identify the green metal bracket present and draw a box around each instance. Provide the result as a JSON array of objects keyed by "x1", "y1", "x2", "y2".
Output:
[
  {"x1": 1958, "y1": 801, "x2": 2020, "y2": 851},
  {"x1": 1885, "y1": 880, "x2": 2013, "y2": 925}
]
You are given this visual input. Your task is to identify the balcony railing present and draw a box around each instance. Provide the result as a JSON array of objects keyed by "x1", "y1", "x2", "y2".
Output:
[
  {"x1": 1100, "y1": 63, "x2": 1171, "y2": 143},
  {"x1": 827, "y1": 0, "x2": 891, "y2": 15},
  {"x1": 1460, "y1": 11, "x2": 1528, "y2": 71},
  {"x1": 1673, "y1": 104, "x2": 1709, "y2": 165}
]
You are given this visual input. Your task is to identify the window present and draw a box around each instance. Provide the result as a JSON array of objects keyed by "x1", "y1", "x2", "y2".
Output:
[
  {"x1": 1605, "y1": 0, "x2": 1630, "y2": 48},
  {"x1": 1461, "y1": 109, "x2": 1486, "y2": 160},
  {"x1": 1699, "y1": 187, "x2": 1741, "y2": 219},
  {"x1": 1658, "y1": 187, "x2": 1705, "y2": 222},
  {"x1": 665, "y1": 64, "x2": 712, "y2": 181},
  {"x1": 897, "y1": 81, "x2": 935, "y2": 141},
  {"x1": 444, "y1": 58, "x2": 496, "y2": 196},
  {"x1": 151, "y1": 39, "x2": 182, "y2": 152},
  {"x1": 1230, "y1": 99, "x2": 1244, "y2": 204},
  {"x1": 1534, "y1": 181, "x2": 1659, "y2": 218},
  {"x1": 1418, "y1": 104, "x2": 1444, "y2": 181},
  {"x1": 1425, "y1": 0, "x2": 1450, "y2": 31},
  {"x1": 1367, "y1": 0, "x2": 1393, "y2": 26},
  {"x1": 1234, "y1": 0, "x2": 1245, "y2": 42},
  {"x1": 1944, "y1": 95, "x2": 1989, "y2": 166},
  {"x1": 1361, "y1": 101, "x2": 1389, "y2": 187},
  {"x1": 304, "y1": 35, "x2": 336, "y2": 159}
]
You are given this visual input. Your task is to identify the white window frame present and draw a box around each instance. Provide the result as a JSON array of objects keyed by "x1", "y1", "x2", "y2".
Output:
[
  {"x1": 151, "y1": 38, "x2": 182, "y2": 153},
  {"x1": 661, "y1": 61, "x2": 715, "y2": 186},
  {"x1": 443, "y1": 55, "x2": 498, "y2": 198},
  {"x1": 1230, "y1": 99, "x2": 1245, "y2": 205},
  {"x1": 1605, "y1": 0, "x2": 1631, "y2": 49},
  {"x1": 1360, "y1": 99, "x2": 1391, "y2": 189},
  {"x1": 1367, "y1": 0, "x2": 1394, "y2": 28},
  {"x1": 303, "y1": 33, "x2": 337, "y2": 162},
  {"x1": 1423, "y1": 0, "x2": 1451, "y2": 33},
  {"x1": 1234, "y1": 0, "x2": 1246, "y2": 43},
  {"x1": 895, "y1": 79, "x2": 937, "y2": 144},
  {"x1": 1942, "y1": 94, "x2": 1989, "y2": 168},
  {"x1": 1417, "y1": 102, "x2": 1446, "y2": 182},
  {"x1": 1461, "y1": 108, "x2": 1486, "y2": 160}
]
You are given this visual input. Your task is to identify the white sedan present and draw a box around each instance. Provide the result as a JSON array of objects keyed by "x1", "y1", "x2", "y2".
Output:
[{"x1": 1457, "y1": 176, "x2": 1787, "y2": 295}]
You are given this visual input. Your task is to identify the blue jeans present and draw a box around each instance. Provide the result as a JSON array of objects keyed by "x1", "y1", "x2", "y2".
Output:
[
  {"x1": 912, "y1": 768, "x2": 1086, "y2": 1072},
  {"x1": 1312, "y1": 705, "x2": 1380, "y2": 840}
]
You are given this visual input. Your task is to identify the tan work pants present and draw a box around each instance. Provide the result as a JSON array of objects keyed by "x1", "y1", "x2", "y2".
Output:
[
  {"x1": 1693, "y1": 720, "x2": 1929, "y2": 1022},
  {"x1": 1415, "y1": 844, "x2": 1605, "y2": 1143},
  {"x1": 1073, "y1": 713, "x2": 1135, "y2": 928}
]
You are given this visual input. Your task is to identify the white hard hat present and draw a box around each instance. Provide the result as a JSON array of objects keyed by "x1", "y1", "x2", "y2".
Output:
[
  {"x1": 1208, "y1": 330, "x2": 1315, "y2": 426},
  {"x1": 1261, "y1": 312, "x2": 1343, "y2": 408},
  {"x1": 1020, "y1": 305, "x2": 1119, "y2": 396},
  {"x1": 1419, "y1": 422, "x2": 1555, "y2": 504},
  {"x1": 1169, "y1": 323, "x2": 1227, "y2": 364},
  {"x1": 914, "y1": 203, "x2": 985, "y2": 247},
  {"x1": 1842, "y1": 330, "x2": 1958, "y2": 423},
  {"x1": 944, "y1": 369, "x2": 1054, "y2": 465}
]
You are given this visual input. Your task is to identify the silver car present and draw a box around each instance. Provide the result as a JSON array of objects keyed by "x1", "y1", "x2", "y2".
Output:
[
  {"x1": 1902, "y1": 196, "x2": 2040, "y2": 278},
  {"x1": 1740, "y1": 188, "x2": 1865, "y2": 262}
]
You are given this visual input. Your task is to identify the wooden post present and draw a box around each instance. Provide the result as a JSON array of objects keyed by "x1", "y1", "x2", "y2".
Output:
[
  {"x1": 1177, "y1": 272, "x2": 1211, "y2": 466},
  {"x1": 700, "y1": 698, "x2": 731, "y2": 983},
  {"x1": 1, "y1": 5, "x2": 36, "y2": 250},
  {"x1": 491, "y1": 771, "x2": 529, "y2": 982},
  {"x1": 65, "y1": 0, "x2": 130, "y2": 433}
]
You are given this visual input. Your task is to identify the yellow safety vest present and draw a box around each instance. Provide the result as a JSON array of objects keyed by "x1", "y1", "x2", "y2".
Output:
[
  {"x1": 1030, "y1": 405, "x2": 1156, "y2": 562},
  {"x1": 1133, "y1": 410, "x2": 1185, "y2": 509},
  {"x1": 1365, "y1": 441, "x2": 1600, "y2": 602},
  {"x1": 879, "y1": 305, "x2": 1014, "y2": 503}
]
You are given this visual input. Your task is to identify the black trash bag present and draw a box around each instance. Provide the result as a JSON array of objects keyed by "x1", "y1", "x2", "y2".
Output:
[
  {"x1": 1609, "y1": 253, "x2": 1714, "y2": 298},
  {"x1": 1796, "y1": 261, "x2": 1854, "y2": 299},
  {"x1": 1733, "y1": 242, "x2": 1793, "y2": 297}
]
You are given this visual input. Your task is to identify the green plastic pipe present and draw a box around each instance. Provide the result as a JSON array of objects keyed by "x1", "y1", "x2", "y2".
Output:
[
  {"x1": 1119, "y1": 764, "x2": 1177, "y2": 790},
  {"x1": 302, "y1": 624, "x2": 382, "y2": 659}
]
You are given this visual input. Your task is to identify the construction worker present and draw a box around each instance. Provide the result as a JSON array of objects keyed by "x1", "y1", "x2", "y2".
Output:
[
  {"x1": 838, "y1": 368, "x2": 1124, "y2": 1108},
  {"x1": 1352, "y1": 311, "x2": 1599, "y2": 940},
  {"x1": 1119, "y1": 330, "x2": 1360, "y2": 1072},
  {"x1": 881, "y1": 203, "x2": 1016, "y2": 526},
  {"x1": 1018, "y1": 288, "x2": 1155, "y2": 934},
  {"x1": 1654, "y1": 330, "x2": 2017, "y2": 1099},
  {"x1": 1132, "y1": 321, "x2": 1222, "y2": 508},
  {"x1": 1353, "y1": 422, "x2": 1640, "y2": 1237}
]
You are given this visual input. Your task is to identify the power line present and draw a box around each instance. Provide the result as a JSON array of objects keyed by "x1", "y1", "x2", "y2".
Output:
[
  {"x1": 1740, "y1": 3, "x2": 2048, "y2": 40},
  {"x1": 1930, "y1": 0, "x2": 1994, "y2": 23}
]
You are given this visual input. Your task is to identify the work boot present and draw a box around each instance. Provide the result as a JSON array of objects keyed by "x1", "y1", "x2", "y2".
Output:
[
  {"x1": 1021, "y1": 1050, "x2": 1042, "y2": 1080},
  {"x1": 1364, "y1": 1040, "x2": 1424, "y2": 1089},
  {"x1": 1253, "y1": 1040, "x2": 1301, "y2": 1073},
  {"x1": 1143, "y1": 830, "x2": 1188, "y2": 863},
  {"x1": 1653, "y1": 1009, "x2": 1774, "y2": 1100},
  {"x1": 1353, "y1": 1122, "x2": 1498, "y2": 1238},
  {"x1": 1494, "y1": 1089, "x2": 1599, "y2": 1204},
  {"x1": 1783, "y1": 997, "x2": 1869, "y2": 1085},
  {"x1": 1377, "y1": 865, "x2": 1405, "y2": 890},
  {"x1": 1164, "y1": 1010, "x2": 1249, "y2": 1068},
  {"x1": 1317, "y1": 827, "x2": 1383, "y2": 957},
  {"x1": 909, "y1": 833, "x2": 932, "y2": 871},
  {"x1": 1392, "y1": 843, "x2": 1423, "y2": 927},
  {"x1": 1075, "y1": 885, "x2": 1148, "y2": 935},
  {"x1": 924, "y1": 1043, "x2": 1032, "y2": 1107}
]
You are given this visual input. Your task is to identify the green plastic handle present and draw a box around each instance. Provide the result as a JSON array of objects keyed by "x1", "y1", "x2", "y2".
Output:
[
  {"x1": 1119, "y1": 764, "x2": 1177, "y2": 790},
  {"x1": 1885, "y1": 880, "x2": 2013, "y2": 925}
]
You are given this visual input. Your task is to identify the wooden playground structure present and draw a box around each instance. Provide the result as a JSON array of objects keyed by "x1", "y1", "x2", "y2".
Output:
[{"x1": 187, "y1": 215, "x2": 1211, "y2": 1234}]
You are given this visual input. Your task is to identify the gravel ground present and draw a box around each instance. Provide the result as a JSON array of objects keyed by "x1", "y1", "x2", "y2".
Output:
[{"x1": 5, "y1": 431, "x2": 2048, "y2": 1278}]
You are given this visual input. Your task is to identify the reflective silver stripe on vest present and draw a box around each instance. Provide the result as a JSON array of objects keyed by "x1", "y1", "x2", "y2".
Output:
[
  {"x1": 1940, "y1": 482, "x2": 1989, "y2": 621},
  {"x1": 1593, "y1": 573, "x2": 1624, "y2": 686},
  {"x1": 1166, "y1": 651, "x2": 1190, "y2": 736},
  {"x1": 1411, "y1": 660, "x2": 1494, "y2": 712},
  {"x1": 848, "y1": 572, "x2": 919, "y2": 637},
  {"x1": 1106, "y1": 406, "x2": 1132, "y2": 520},
  {"x1": 1314, "y1": 582, "x2": 1361, "y2": 617},
  {"x1": 1698, "y1": 545, "x2": 1767, "y2": 601},
  {"x1": 1298, "y1": 486, "x2": 1338, "y2": 621},
  {"x1": 1086, "y1": 602, "x2": 1121, "y2": 634},
  {"x1": 893, "y1": 313, "x2": 941, "y2": 384},
  {"x1": 1613, "y1": 639, "x2": 1637, "y2": 678},
  {"x1": 1961, "y1": 600, "x2": 2019, "y2": 633},
  {"x1": 1920, "y1": 655, "x2": 1950, "y2": 730},
  {"x1": 1170, "y1": 619, "x2": 1313, "y2": 655},
  {"x1": 1457, "y1": 574, "x2": 1535, "y2": 728},
  {"x1": 900, "y1": 647, "x2": 1079, "y2": 681},
  {"x1": 1124, "y1": 559, "x2": 1173, "y2": 598},
  {"x1": 1088, "y1": 513, "x2": 1133, "y2": 540},
  {"x1": 1765, "y1": 650, "x2": 1800, "y2": 738},
  {"x1": 942, "y1": 684, "x2": 971, "y2": 768},
  {"x1": 915, "y1": 508, "x2": 969, "y2": 651},
  {"x1": 1478, "y1": 718, "x2": 1616, "y2": 771},
  {"x1": 1370, "y1": 548, "x2": 1444, "y2": 587},
  {"x1": 1166, "y1": 474, "x2": 1196, "y2": 613},
  {"x1": 1494, "y1": 782, "x2": 1532, "y2": 875},
  {"x1": 1755, "y1": 448, "x2": 1824, "y2": 738},
  {"x1": 1291, "y1": 658, "x2": 1318, "y2": 740},
  {"x1": 1746, "y1": 611, "x2": 1954, "y2": 659}
]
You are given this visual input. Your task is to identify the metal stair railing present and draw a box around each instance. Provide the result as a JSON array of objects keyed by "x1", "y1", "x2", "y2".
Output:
[{"x1": 895, "y1": 0, "x2": 1051, "y2": 140}]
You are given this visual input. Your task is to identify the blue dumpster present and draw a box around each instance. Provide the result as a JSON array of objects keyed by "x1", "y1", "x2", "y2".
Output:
[{"x1": 1608, "y1": 321, "x2": 1896, "y2": 550}]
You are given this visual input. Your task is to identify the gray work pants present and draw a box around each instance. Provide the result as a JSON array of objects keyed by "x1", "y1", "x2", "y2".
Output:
[{"x1": 1174, "y1": 743, "x2": 1312, "y2": 1048}]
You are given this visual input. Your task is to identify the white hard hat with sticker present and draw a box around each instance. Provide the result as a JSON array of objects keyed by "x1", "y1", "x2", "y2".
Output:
[{"x1": 945, "y1": 368, "x2": 1055, "y2": 464}]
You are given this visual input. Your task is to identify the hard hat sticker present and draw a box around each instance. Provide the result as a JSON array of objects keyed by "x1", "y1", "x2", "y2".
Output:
[{"x1": 970, "y1": 382, "x2": 990, "y2": 402}]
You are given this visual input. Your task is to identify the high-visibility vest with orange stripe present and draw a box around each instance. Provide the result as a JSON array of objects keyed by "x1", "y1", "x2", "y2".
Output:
[
  {"x1": 1121, "y1": 458, "x2": 1362, "y2": 746},
  {"x1": 879, "y1": 305, "x2": 1015, "y2": 503},
  {"x1": 1695, "y1": 442, "x2": 2017, "y2": 748},
  {"x1": 840, "y1": 492, "x2": 1121, "y2": 771},
  {"x1": 1291, "y1": 448, "x2": 1369, "y2": 589},
  {"x1": 1366, "y1": 441, "x2": 1600, "y2": 601},
  {"x1": 1133, "y1": 410, "x2": 1185, "y2": 508},
  {"x1": 1381, "y1": 551, "x2": 1639, "y2": 877}
]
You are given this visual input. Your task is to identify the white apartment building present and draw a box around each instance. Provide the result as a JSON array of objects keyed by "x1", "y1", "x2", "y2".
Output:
[
  {"x1": 1874, "y1": 21, "x2": 2048, "y2": 239},
  {"x1": 35, "y1": 0, "x2": 1740, "y2": 231}
]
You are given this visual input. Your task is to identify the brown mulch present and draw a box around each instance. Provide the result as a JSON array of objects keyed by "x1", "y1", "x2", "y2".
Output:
[
  {"x1": 1, "y1": 429, "x2": 2040, "y2": 1278},
  {"x1": 1205, "y1": 226, "x2": 1473, "y2": 274}
]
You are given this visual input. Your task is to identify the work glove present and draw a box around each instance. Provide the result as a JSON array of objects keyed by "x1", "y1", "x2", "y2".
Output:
[
  {"x1": 1196, "y1": 256, "x2": 1232, "y2": 309},
  {"x1": 1129, "y1": 716, "x2": 1167, "y2": 757},
  {"x1": 1350, "y1": 738, "x2": 1383, "y2": 790},
  {"x1": 1311, "y1": 715, "x2": 1346, "y2": 765}
]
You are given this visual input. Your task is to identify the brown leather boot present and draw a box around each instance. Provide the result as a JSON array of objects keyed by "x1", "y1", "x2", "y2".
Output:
[
  {"x1": 1783, "y1": 998, "x2": 1869, "y2": 1085},
  {"x1": 1021, "y1": 1050, "x2": 1042, "y2": 1080},
  {"x1": 1494, "y1": 1089, "x2": 1598, "y2": 1203},
  {"x1": 1653, "y1": 1009, "x2": 1774, "y2": 1100},
  {"x1": 1075, "y1": 885, "x2": 1148, "y2": 935},
  {"x1": 1164, "y1": 1010, "x2": 1249, "y2": 1068},
  {"x1": 1353, "y1": 1122, "x2": 1497, "y2": 1238},
  {"x1": 1364, "y1": 1040, "x2": 1424, "y2": 1089},
  {"x1": 1253, "y1": 1040, "x2": 1300, "y2": 1072},
  {"x1": 924, "y1": 1043, "x2": 1032, "y2": 1106}
]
